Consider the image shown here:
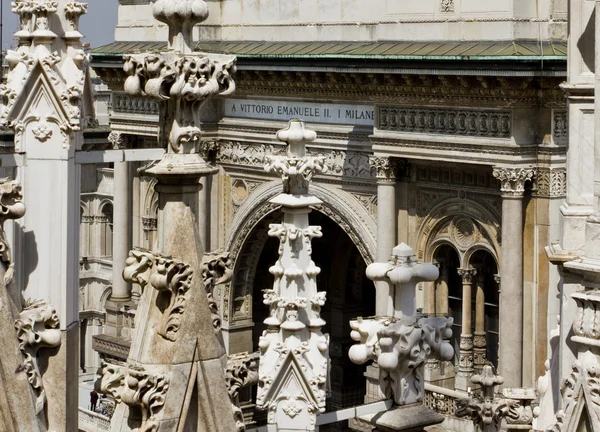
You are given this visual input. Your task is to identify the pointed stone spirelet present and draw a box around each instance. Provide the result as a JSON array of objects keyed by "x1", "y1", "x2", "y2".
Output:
[
  {"x1": 257, "y1": 120, "x2": 329, "y2": 431},
  {"x1": 349, "y1": 243, "x2": 453, "y2": 408}
]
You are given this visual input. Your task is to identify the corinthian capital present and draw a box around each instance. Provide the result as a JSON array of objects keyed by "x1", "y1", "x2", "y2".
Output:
[
  {"x1": 493, "y1": 166, "x2": 534, "y2": 197},
  {"x1": 369, "y1": 156, "x2": 399, "y2": 183},
  {"x1": 457, "y1": 268, "x2": 477, "y2": 284}
]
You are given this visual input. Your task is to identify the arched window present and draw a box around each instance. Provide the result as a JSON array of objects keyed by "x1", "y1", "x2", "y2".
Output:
[{"x1": 99, "y1": 203, "x2": 113, "y2": 257}]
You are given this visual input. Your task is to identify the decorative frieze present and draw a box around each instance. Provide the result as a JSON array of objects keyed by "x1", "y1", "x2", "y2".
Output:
[
  {"x1": 441, "y1": 0, "x2": 454, "y2": 12},
  {"x1": 492, "y1": 167, "x2": 535, "y2": 197},
  {"x1": 552, "y1": 110, "x2": 568, "y2": 141},
  {"x1": 534, "y1": 167, "x2": 566, "y2": 198},
  {"x1": 97, "y1": 361, "x2": 170, "y2": 432},
  {"x1": 122, "y1": 248, "x2": 194, "y2": 341},
  {"x1": 378, "y1": 106, "x2": 512, "y2": 138},
  {"x1": 15, "y1": 300, "x2": 61, "y2": 414}
]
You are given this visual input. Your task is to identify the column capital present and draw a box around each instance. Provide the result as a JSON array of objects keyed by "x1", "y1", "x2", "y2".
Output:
[
  {"x1": 370, "y1": 156, "x2": 399, "y2": 184},
  {"x1": 457, "y1": 268, "x2": 477, "y2": 283},
  {"x1": 492, "y1": 166, "x2": 535, "y2": 197}
]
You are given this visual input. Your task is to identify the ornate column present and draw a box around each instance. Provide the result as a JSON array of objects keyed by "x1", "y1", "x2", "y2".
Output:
[
  {"x1": 349, "y1": 243, "x2": 453, "y2": 430},
  {"x1": 107, "y1": 132, "x2": 131, "y2": 302},
  {"x1": 473, "y1": 271, "x2": 487, "y2": 373},
  {"x1": 493, "y1": 166, "x2": 534, "y2": 388},
  {"x1": 256, "y1": 120, "x2": 329, "y2": 431},
  {"x1": 456, "y1": 268, "x2": 476, "y2": 391},
  {"x1": 369, "y1": 156, "x2": 399, "y2": 316},
  {"x1": 98, "y1": 1, "x2": 240, "y2": 430}
]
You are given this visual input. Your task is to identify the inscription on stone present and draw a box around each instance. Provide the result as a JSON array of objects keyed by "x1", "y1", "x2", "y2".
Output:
[{"x1": 224, "y1": 99, "x2": 374, "y2": 126}]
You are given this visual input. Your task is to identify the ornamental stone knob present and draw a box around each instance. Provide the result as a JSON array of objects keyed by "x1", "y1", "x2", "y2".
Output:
[{"x1": 152, "y1": 0, "x2": 209, "y2": 53}]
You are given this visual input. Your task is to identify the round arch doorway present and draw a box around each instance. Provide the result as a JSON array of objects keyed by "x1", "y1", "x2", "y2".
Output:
[{"x1": 248, "y1": 208, "x2": 376, "y2": 429}]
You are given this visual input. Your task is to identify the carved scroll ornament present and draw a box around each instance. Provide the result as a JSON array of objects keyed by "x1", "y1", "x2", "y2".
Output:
[
  {"x1": 0, "y1": 178, "x2": 26, "y2": 284},
  {"x1": 123, "y1": 248, "x2": 193, "y2": 341},
  {"x1": 226, "y1": 352, "x2": 259, "y2": 432}
]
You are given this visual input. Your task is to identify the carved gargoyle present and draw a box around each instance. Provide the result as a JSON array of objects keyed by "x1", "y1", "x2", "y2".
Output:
[{"x1": 14, "y1": 299, "x2": 61, "y2": 414}]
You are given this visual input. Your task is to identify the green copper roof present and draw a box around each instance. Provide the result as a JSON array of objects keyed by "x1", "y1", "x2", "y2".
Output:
[{"x1": 92, "y1": 40, "x2": 567, "y2": 61}]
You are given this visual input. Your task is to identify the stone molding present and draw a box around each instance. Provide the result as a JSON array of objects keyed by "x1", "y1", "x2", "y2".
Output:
[
  {"x1": 234, "y1": 71, "x2": 564, "y2": 108},
  {"x1": 492, "y1": 167, "x2": 535, "y2": 197},
  {"x1": 378, "y1": 106, "x2": 511, "y2": 138},
  {"x1": 122, "y1": 248, "x2": 193, "y2": 342},
  {"x1": 92, "y1": 334, "x2": 131, "y2": 360}
]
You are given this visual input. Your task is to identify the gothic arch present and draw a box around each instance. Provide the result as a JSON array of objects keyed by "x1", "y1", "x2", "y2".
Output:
[
  {"x1": 224, "y1": 180, "x2": 377, "y2": 325},
  {"x1": 142, "y1": 177, "x2": 159, "y2": 217},
  {"x1": 417, "y1": 197, "x2": 501, "y2": 269},
  {"x1": 100, "y1": 285, "x2": 112, "y2": 310}
]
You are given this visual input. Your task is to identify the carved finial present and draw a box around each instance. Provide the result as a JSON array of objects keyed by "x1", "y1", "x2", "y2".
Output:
[
  {"x1": 265, "y1": 120, "x2": 327, "y2": 196},
  {"x1": 152, "y1": 0, "x2": 209, "y2": 53}
]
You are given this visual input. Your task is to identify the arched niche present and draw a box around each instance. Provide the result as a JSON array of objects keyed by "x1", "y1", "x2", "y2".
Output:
[{"x1": 223, "y1": 180, "x2": 376, "y2": 326}]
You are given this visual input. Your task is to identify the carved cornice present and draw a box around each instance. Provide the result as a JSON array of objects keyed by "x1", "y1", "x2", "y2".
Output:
[{"x1": 492, "y1": 167, "x2": 535, "y2": 197}]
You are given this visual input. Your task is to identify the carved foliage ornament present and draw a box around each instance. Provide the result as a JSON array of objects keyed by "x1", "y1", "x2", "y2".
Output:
[
  {"x1": 349, "y1": 316, "x2": 454, "y2": 405},
  {"x1": 97, "y1": 361, "x2": 169, "y2": 432},
  {"x1": 200, "y1": 250, "x2": 233, "y2": 333},
  {"x1": 226, "y1": 352, "x2": 259, "y2": 432},
  {"x1": 123, "y1": 248, "x2": 193, "y2": 341},
  {"x1": 123, "y1": 53, "x2": 236, "y2": 153},
  {"x1": 492, "y1": 167, "x2": 534, "y2": 197},
  {"x1": 15, "y1": 299, "x2": 61, "y2": 414},
  {"x1": 369, "y1": 156, "x2": 399, "y2": 183}
]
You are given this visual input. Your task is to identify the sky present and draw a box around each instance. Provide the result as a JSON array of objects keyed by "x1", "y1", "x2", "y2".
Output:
[{"x1": 1, "y1": 0, "x2": 119, "y2": 51}]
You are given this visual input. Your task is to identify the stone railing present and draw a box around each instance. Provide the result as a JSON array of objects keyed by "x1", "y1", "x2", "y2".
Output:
[
  {"x1": 423, "y1": 383, "x2": 466, "y2": 417},
  {"x1": 78, "y1": 407, "x2": 111, "y2": 432}
]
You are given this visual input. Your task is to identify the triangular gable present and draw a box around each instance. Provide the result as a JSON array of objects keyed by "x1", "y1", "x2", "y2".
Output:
[
  {"x1": 263, "y1": 350, "x2": 320, "y2": 409},
  {"x1": 556, "y1": 363, "x2": 600, "y2": 432},
  {"x1": 6, "y1": 60, "x2": 71, "y2": 127}
]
